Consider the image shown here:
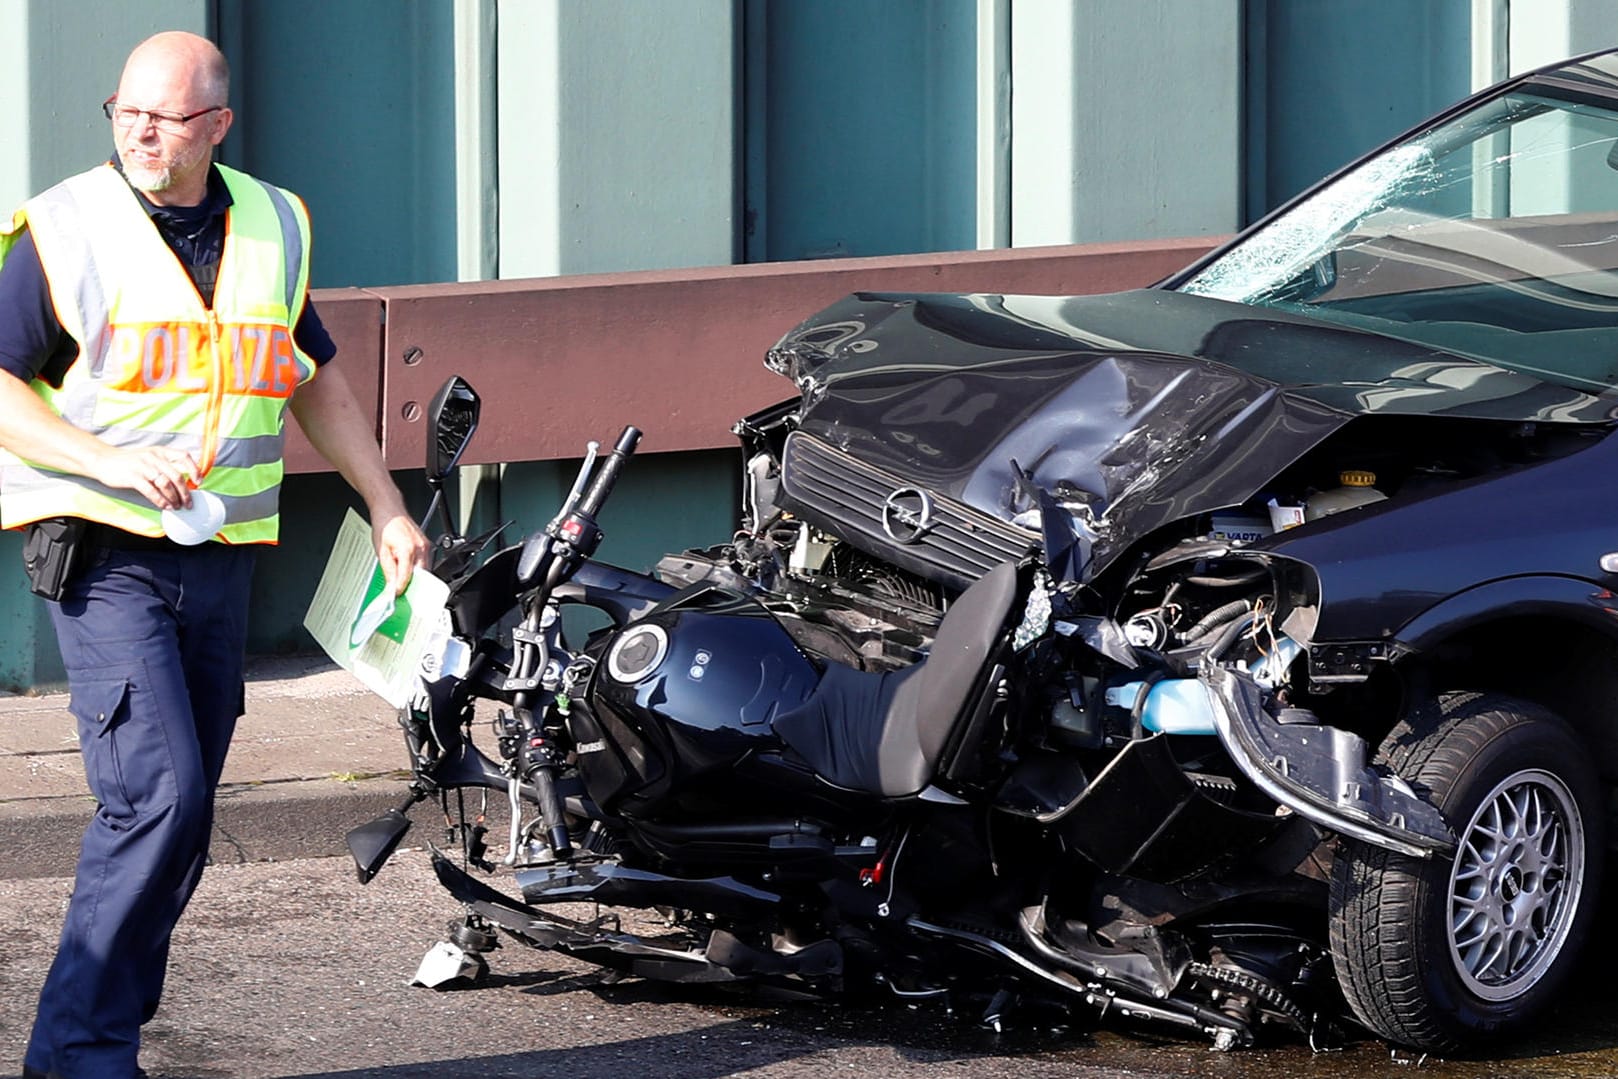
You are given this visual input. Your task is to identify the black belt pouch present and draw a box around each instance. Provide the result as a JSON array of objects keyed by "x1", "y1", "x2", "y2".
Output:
[{"x1": 22, "y1": 516, "x2": 88, "y2": 600}]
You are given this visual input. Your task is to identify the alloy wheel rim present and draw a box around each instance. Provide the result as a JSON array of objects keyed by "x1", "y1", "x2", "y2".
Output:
[{"x1": 1446, "y1": 768, "x2": 1584, "y2": 1001}]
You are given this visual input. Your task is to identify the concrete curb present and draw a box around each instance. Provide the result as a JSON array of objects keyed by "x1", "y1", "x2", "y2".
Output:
[
  {"x1": 0, "y1": 656, "x2": 418, "y2": 880},
  {"x1": 0, "y1": 775, "x2": 413, "y2": 881}
]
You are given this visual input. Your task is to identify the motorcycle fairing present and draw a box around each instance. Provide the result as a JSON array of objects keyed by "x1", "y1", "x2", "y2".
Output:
[{"x1": 447, "y1": 545, "x2": 675, "y2": 639}]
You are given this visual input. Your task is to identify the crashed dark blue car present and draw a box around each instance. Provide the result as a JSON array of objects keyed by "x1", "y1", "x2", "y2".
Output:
[{"x1": 706, "y1": 48, "x2": 1618, "y2": 1051}]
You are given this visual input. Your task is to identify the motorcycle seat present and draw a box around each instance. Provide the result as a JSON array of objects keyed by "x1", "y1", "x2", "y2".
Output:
[{"x1": 772, "y1": 561, "x2": 1021, "y2": 798}]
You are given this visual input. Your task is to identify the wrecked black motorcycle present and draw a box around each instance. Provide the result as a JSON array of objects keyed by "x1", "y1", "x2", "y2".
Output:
[
  {"x1": 352, "y1": 51, "x2": 1618, "y2": 1054},
  {"x1": 354, "y1": 377, "x2": 1363, "y2": 1053}
]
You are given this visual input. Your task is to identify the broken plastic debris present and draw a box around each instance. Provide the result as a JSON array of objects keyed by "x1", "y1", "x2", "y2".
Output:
[{"x1": 411, "y1": 940, "x2": 485, "y2": 988}]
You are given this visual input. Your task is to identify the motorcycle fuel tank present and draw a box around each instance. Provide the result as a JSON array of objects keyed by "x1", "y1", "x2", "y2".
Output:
[{"x1": 583, "y1": 583, "x2": 820, "y2": 812}]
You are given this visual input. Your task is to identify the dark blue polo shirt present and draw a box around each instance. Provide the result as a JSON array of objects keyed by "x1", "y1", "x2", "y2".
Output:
[{"x1": 0, "y1": 161, "x2": 336, "y2": 387}]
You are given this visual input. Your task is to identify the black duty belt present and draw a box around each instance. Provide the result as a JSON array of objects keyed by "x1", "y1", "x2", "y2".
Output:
[{"x1": 86, "y1": 522, "x2": 194, "y2": 552}]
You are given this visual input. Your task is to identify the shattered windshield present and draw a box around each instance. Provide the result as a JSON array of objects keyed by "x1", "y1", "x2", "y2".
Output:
[{"x1": 1179, "y1": 90, "x2": 1618, "y2": 393}]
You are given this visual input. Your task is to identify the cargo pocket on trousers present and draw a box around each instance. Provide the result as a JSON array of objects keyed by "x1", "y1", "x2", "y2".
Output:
[{"x1": 68, "y1": 677, "x2": 136, "y2": 826}]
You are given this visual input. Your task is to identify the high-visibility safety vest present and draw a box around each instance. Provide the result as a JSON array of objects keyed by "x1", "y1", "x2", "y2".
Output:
[{"x1": 0, "y1": 162, "x2": 318, "y2": 544}]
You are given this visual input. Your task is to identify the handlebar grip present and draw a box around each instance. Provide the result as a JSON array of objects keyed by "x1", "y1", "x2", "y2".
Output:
[
  {"x1": 575, "y1": 426, "x2": 642, "y2": 517},
  {"x1": 533, "y1": 765, "x2": 573, "y2": 858}
]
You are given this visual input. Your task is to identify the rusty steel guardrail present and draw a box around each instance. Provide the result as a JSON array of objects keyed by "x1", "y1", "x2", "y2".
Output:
[{"x1": 286, "y1": 236, "x2": 1222, "y2": 473}]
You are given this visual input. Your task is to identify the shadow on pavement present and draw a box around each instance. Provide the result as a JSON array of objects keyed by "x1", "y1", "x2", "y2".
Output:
[{"x1": 258, "y1": 1015, "x2": 1008, "y2": 1079}]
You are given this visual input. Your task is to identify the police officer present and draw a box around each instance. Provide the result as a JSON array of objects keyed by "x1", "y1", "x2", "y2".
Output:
[{"x1": 0, "y1": 31, "x2": 429, "y2": 1079}]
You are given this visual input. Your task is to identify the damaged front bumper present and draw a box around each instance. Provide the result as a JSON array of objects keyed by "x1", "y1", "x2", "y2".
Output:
[{"x1": 1200, "y1": 664, "x2": 1455, "y2": 859}]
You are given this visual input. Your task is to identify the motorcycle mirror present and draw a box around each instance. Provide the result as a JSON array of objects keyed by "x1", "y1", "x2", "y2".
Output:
[
  {"x1": 344, "y1": 809, "x2": 413, "y2": 884},
  {"x1": 425, "y1": 376, "x2": 481, "y2": 486}
]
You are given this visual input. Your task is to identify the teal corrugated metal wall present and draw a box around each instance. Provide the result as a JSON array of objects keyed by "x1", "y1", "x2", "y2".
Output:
[
  {"x1": 1245, "y1": 0, "x2": 1472, "y2": 222},
  {"x1": 216, "y1": 0, "x2": 458, "y2": 288},
  {"x1": 744, "y1": 0, "x2": 979, "y2": 261}
]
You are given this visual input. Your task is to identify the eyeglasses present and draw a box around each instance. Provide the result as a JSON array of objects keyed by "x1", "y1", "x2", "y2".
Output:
[{"x1": 102, "y1": 97, "x2": 224, "y2": 134}]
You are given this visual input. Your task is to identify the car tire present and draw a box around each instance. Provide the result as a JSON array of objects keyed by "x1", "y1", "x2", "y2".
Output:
[{"x1": 1328, "y1": 692, "x2": 1603, "y2": 1053}]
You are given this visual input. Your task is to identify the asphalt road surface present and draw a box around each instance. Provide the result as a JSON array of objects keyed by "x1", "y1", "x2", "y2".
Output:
[{"x1": 5, "y1": 850, "x2": 1618, "y2": 1078}]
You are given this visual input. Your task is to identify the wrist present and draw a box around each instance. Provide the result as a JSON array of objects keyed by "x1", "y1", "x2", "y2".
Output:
[{"x1": 367, "y1": 493, "x2": 411, "y2": 524}]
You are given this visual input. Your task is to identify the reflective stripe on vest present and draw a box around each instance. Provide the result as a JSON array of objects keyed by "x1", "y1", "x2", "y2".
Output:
[{"x1": 0, "y1": 163, "x2": 315, "y2": 543}]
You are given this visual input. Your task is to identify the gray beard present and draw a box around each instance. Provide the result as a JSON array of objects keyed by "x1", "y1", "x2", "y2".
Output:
[
  {"x1": 119, "y1": 138, "x2": 211, "y2": 195},
  {"x1": 122, "y1": 163, "x2": 175, "y2": 192}
]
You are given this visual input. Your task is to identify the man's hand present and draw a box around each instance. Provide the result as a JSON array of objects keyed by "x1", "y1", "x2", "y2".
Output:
[
  {"x1": 374, "y1": 510, "x2": 430, "y2": 595},
  {"x1": 92, "y1": 446, "x2": 202, "y2": 510},
  {"x1": 0, "y1": 374, "x2": 205, "y2": 510}
]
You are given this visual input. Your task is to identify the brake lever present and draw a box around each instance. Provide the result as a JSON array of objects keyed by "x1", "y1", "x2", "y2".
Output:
[
  {"x1": 557, "y1": 442, "x2": 600, "y2": 521},
  {"x1": 514, "y1": 441, "x2": 603, "y2": 589},
  {"x1": 516, "y1": 427, "x2": 641, "y2": 595}
]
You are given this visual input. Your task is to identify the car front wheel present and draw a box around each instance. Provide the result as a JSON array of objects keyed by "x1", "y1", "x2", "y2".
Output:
[{"x1": 1328, "y1": 692, "x2": 1603, "y2": 1053}]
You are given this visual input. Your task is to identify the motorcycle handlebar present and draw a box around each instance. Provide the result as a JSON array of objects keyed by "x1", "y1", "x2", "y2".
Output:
[
  {"x1": 575, "y1": 426, "x2": 641, "y2": 517},
  {"x1": 533, "y1": 765, "x2": 573, "y2": 858},
  {"x1": 514, "y1": 426, "x2": 642, "y2": 589}
]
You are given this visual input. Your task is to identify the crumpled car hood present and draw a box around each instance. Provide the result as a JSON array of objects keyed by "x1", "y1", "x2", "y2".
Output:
[{"x1": 769, "y1": 288, "x2": 1615, "y2": 578}]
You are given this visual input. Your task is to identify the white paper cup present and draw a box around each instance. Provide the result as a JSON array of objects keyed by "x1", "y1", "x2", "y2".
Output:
[{"x1": 160, "y1": 489, "x2": 226, "y2": 545}]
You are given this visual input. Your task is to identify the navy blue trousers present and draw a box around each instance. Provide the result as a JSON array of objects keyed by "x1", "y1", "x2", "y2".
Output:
[{"x1": 25, "y1": 543, "x2": 255, "y2": 1079}]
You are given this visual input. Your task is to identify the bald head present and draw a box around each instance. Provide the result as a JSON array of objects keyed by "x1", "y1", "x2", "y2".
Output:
[
  {"x1": 121, "y1": 31, "x2": 230, "y2": 108},
  {"x1": 110, "y1": 30, "x2": 233, "y2": 205}
]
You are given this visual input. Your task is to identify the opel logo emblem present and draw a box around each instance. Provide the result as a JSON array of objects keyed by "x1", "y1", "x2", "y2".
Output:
[{"x1": 882, "y1": 487, "x2": 936, "y2": 544}]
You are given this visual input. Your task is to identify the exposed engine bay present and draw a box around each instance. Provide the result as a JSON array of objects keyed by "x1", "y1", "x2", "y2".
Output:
[{"x1": 663, "y1": 407, "x2": 1602, "y2": 714}]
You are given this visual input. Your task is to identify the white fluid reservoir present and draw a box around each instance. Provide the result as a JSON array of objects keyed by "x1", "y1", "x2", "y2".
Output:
[{"x1": 1305, "y1": 470, "x2": 1386, "y2": 521}]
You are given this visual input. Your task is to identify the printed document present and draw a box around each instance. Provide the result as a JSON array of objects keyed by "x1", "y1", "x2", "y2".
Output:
[{"x1": 304, "y1": 507, "x2": 448, "y2": 706}]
